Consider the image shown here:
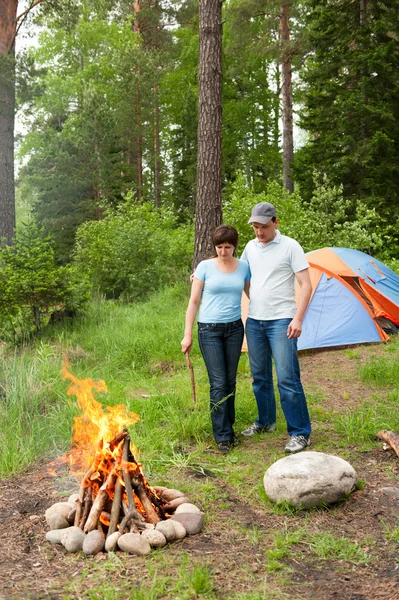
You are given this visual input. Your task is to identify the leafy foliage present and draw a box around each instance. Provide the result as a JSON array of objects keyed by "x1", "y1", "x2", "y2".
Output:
[
  {"x1": 0, "y1": 222, "x2": 90, "y2": 342},
  {"x1": 224, "y1": 172, "x2": 388, "y2": 256},
  {"x1": 74, "y1": 195, "x2": 193, "y2": 300}
]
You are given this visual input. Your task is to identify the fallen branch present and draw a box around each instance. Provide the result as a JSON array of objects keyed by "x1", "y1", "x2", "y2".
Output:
[{"x1": 377, "y1": 430, "x2": 399, "y2": 459}]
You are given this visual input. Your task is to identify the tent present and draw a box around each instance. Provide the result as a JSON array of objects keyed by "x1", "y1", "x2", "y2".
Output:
[
  {"x1": 241, "y1": 247, "x2": 399, "y2": 351},
  {"x1": 297, "y1": 247, "x2": 399, "y2": 350}
]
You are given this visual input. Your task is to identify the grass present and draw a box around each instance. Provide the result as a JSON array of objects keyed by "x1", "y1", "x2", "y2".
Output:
[
  {"x1": 2, "y1": 285, "x2": 399, "y2": 598},
  {"x1": 306, "y1": 532, "x2": 370, "y2": 565}
]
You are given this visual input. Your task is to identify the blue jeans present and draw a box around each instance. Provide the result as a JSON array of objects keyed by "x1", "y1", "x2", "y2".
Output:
[
  {"x1": 198, "y1": 319, "x2": 244, "y2": 443},
  {"x1": 245, "y1": 317, "x2": 311, "y2": 437}
]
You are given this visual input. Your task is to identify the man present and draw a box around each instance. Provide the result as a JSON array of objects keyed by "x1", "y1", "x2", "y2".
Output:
[{"x1": 241, "y1": 202, "x2": 312, "y2": 453}]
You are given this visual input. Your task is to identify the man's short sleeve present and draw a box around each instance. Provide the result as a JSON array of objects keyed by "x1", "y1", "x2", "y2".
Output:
[{"x1": 291, "y1": 240, "x2": 309, "y2": 273}]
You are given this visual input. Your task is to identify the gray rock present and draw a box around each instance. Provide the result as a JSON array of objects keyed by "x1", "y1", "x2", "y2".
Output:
[
  {"x1": 155, "y1": 488, "x2": 186, "y2": 502},
  {"x1": 68, "y1": 493, "x2": 79, "y2": 505},
  {"x1": 171, "y1": 513, "x2": 204, "y2": 535},
  {"x1": 170, "y1": 519, "x2": 187, "y2": 540},
  {"x1": 45, "y1": 502, "x2": 74, "y2": 527},
  {"x1": 61, "y1": 527, "x2": 86, "y2": 553},
  {"x1": 117, "y1": 533, "x2": 151, "y2": 556},
  {"x1": 155, "y1": 519, "x2": 176, "y2": 542},
  {"x1": 105, "y1": 532, "x2": 121, "y2": 552},
  {"x1": 380, "y1": 487, "x2": 399, "y2": 499},
  {"x1": 175, "y1": 503, "x2": 201, "y2": 515},
  {"x1": 46, "y1": 528, "x2": 69, "y2": 544},
  {"x1": 263, "y1": 451, "x2": 358, "y2": 509},
  {"x1": 163, "y1": 496, "x2": 190, "y2": 512},
  {"x1": 83, "y1": 530, "x2": 105, "y2": 555},
  {"x1": 48, "y1": 512, "x2": 70, "y2": 530},
  {"x1": 141, "y1": 529, "x2": 167, "y2": 548}
]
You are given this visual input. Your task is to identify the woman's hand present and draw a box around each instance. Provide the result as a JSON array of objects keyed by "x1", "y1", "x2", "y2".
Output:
[{"x1": 181, "y1": 334, "x2": 193, "y2": 354}]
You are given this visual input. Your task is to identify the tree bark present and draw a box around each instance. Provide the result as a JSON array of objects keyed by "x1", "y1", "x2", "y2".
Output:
[
  {"x1": 280, "y1": 0, "x2": 294, "y2": 194},
  {"x1": 154, "y1": 82, "x2": 161, "y2": 206},
  {"x1": 130, "y1": 0, "x2": 143, "y2": 201},
  {"x1": 193, "y1": 0, "x2": 223, "y2": 269},
  {"x1": 0, "y1": 0, "x2": 18, "y2": 245}
]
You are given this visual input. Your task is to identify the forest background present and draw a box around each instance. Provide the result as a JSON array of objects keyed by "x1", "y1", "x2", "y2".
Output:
[
  {"x1": 2, "y1": 4, "x2": 399, "y2": 597},
  {"x1": 1, "y1": 0, "x2": 399, "y2": 340}
]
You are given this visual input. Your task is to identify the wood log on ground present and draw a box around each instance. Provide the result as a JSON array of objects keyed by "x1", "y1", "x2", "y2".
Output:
[{"x1": 377, "y1": 430, "x2": 399, "y2": 459}]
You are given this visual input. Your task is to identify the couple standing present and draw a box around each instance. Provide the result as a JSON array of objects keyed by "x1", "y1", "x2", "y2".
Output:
[{"x1": 181, "y1": 202, "x2": 312, "y2": 454}]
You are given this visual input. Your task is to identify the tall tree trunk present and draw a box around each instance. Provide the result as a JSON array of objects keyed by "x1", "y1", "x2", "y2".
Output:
[
  {"x1": 360, "y1": 0, "x2": 367, "y2": 25},
  {"x1": 131, "y1": 0, "x2": 143, "y2": 201},
  {"x1": 280, "y1": 0, "x2": 294, "y2": 194},
  {"x1": 0, "y1": 0, "x2": 17, "y2": 245},
  {"x1": 194, "y1": 0, "x2": 223, "y2": 269},
  {"x1": 152, "y1": 0, "x2": 161, "y2": 207},
  {"x1": 154, "y1": 82, "x2": 161, "y2": 206},
  {"x1": 273, "y1": 62, "x2": 281, "y2": 180}
]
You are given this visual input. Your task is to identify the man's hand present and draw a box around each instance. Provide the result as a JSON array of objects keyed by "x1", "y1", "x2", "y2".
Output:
[{"x1": 287, "y1": 317, "x2": 302, "y2": 339}]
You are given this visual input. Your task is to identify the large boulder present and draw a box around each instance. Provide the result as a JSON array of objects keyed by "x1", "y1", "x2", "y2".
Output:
[{"x1": 263, "y1": 451, "x2": 358, "y2": 509}]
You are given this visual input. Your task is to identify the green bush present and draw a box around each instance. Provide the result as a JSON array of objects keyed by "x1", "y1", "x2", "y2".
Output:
[
  {"x1": 223, "y1": 172, "x2": 388, "y2": 256},
  {"x1": 74, "y1": 196, "x2": 194, "y2": 300},
  {"x1": 0, "y1": 221, "x2": 90, "y2": 342}
]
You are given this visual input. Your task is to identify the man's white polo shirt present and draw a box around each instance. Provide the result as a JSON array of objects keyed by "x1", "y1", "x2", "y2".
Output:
[{"x1": 241, "y1": 230, "x2": 309, "y2": 320}]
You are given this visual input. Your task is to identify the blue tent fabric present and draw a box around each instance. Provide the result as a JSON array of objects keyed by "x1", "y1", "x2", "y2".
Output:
[
  {"x1": 331, "y1": 247, "x2": 399, "y2": 306},
  {"x1": 298, "y1": 272, "x2": 383, "y2": 351}
]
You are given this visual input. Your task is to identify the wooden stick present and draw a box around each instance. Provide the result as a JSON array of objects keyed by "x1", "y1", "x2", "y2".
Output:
[
  {"x1": 133, "y1": 482, "x2": 161, "y2": 524},
  {"x1": 377, "y1": 430, "x2": 399, "y2": 459},
  {"x1": 84, "y1": 468, "x2": 118, "y2": 532},
  {"x1": 80, "y1": 487, "x2": 93, "y2": 530},
  {"x1": 107, "y1": 479, "x2": 122, "y2": 537},
  {"x1": 74, "y1": 482, "x2": 86, "y2": 527},
  {"x1": 108, "y1": 430, "x2": 128, "y2": 451},
  {"x1": 119, "y1": 436, "x2": 141, "y2": 534},
  {"x1": 75, "y1": 440, "x2": 104, "y2": 526},
  {"x1": 185, "y1": 353, "x2": 197, "y2": 403},
  {"x1": 119, "y1": 511, "x2": 139, "y2": 533}
]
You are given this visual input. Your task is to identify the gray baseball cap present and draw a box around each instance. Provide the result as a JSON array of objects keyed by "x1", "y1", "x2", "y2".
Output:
[{"x1": 248, "y1": 202, "x2": 277, "y2": 225}]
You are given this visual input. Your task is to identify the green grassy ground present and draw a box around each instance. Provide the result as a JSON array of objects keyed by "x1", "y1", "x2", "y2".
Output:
[{"x1": 1, "y1": 284, "x2": 399, "y2": 599}]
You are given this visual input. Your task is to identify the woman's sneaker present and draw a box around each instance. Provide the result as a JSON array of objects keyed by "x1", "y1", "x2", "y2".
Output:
[
  {"x1": 285, "y1": 435, "x2": 310, "y2": 453},
  {"x1": 241, "y1": 422, "x2": 276, "y2": 436},
  {"x1": 217, "y1": 440, "x2": 232, "y2": 453}
]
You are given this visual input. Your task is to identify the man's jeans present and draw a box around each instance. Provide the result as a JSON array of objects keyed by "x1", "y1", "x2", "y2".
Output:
[
  {"x1": 245, "y1": 317, "x2": 311, "y2": 437},
  {"x1": 198, "y1": 319, "x2": 244, "y2": 443}
]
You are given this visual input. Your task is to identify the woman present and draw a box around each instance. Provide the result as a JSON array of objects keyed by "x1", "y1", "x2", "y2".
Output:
[{"x1": 181, "y1": 225, "x2": 250, "y2": 453}]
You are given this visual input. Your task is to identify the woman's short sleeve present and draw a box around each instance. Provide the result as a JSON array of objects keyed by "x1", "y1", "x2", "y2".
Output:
[{"x1": 194, "y1": 260, "x2": 207, "y2": 281}]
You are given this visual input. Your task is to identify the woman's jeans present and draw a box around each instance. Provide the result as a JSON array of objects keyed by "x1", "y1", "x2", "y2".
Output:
[
  {"x1": 198, "y1": 319, "x2": 244, "y2": 443},
  {"x1": 245, "y1": 317, "x2": 311, "y2": 437}
]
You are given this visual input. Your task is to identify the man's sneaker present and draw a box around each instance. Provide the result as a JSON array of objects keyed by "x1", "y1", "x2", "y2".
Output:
[
  {"x1": 217, "y1": 440, "x2": 232, "y2": 453},
  {"x1": 285, "y1": 435, "x2": 310, "y2": 453},
  {"x1": 241, "y1": 422, "x2": 276, "y2": 437}
]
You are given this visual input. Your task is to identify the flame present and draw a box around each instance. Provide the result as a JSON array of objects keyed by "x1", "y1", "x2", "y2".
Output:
[{"x1": 62, "y1": 364, "x2": 140, "y2": 477}]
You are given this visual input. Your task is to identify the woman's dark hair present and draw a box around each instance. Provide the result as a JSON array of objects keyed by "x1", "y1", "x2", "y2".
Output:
[{"x1": 211, "y1": 225, "x2": 239, "y2": 256}]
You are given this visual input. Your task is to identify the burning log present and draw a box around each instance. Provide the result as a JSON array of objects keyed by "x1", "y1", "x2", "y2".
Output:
[
  {"x1": 108, "y1": 479, "x2": 122, "y2": 536},
  {"x1": 84, "y1": 466, "x2": 119, "y2": 532},
  {"x1": 72, "y1": 431, "x2": 167, "y2": 537}
]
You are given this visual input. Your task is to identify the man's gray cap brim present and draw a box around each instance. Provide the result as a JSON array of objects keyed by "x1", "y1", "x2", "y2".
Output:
[{"x1": 248, "y1": 215, "x2": 273, "y2": 225}]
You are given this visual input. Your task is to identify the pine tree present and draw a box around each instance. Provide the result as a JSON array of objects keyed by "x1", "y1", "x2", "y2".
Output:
[{"x1": 296, "y1": 0, "x2": 399, "y2": 219}]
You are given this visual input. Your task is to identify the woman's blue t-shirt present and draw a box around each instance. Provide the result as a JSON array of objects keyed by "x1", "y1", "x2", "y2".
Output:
[{"x1": 194, "y1": 258, "x2": 251, "y2": 323}]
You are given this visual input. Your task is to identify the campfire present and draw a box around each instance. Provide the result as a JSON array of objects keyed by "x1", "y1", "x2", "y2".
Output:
[{"x1": 45, "y1": 366, "x2": 204, "y2": 555}]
